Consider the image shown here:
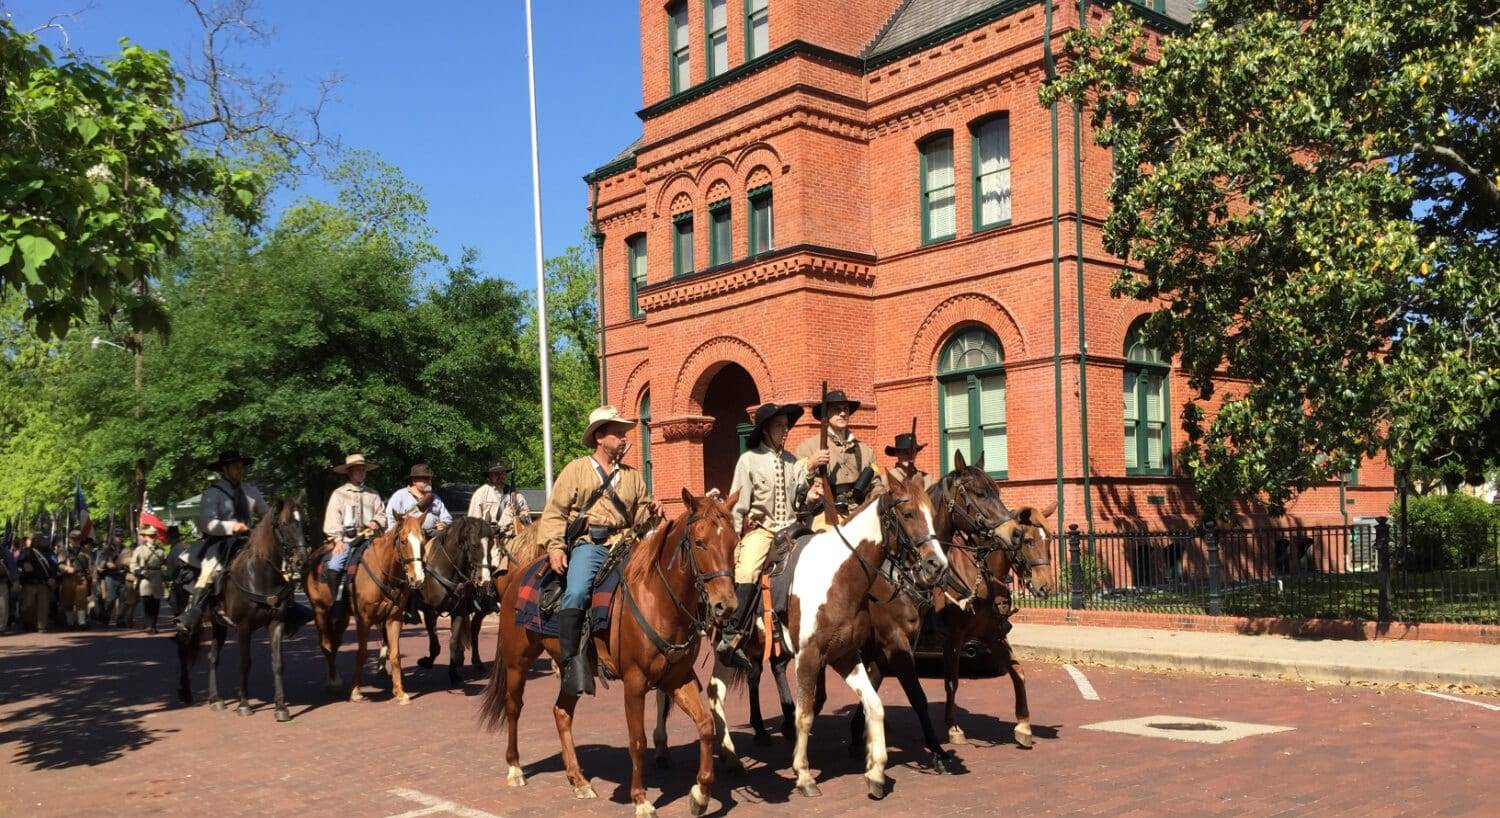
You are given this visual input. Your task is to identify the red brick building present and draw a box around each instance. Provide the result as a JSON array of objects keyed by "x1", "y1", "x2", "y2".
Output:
[{"x1": 584, "y1": 0, "x2": 1393, "y2": 532}]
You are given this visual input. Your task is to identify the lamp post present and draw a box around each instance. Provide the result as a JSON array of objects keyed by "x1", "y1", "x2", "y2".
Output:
[{"x1": 91, "y1": 335, "x2": 146, "y2": 537}]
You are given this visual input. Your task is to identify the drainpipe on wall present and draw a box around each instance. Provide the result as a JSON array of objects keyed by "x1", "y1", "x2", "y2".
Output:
[
  {"x1": 1045, "y1": 0, "x2": 1067, "y2": 541},
  {"x1": 590, "y1": 179, "x2": 608, "y2": 405},
  {"x1": 1074, "y1": 0, "x2": 1095, "y2": 541}
]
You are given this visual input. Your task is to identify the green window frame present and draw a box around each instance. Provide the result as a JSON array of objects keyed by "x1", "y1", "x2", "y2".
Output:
[
  {"x1": 744, "y1": 0, "x2": 769, "y2": 60},
  {"x1": 626, "y1": 234, "x2": 647, "y2": 319},
  {"x1": 708, "y1": 199, "x2": 732, "y2": 266},
  {"x1": 668, "y1": 1, "x2": 691, "y2": 95},
  {"x1": 639, "y1": 390, "x2": 654, "y2": 493},
  {"x1": 970, "y1": 115, "x2": 1012, "y2": 232},
  {"x1": 672, "y1": 212, "x2": 695, "y2": 277},
  {"x1": 1131, "y1": 0, "x2": 1168, "y2": 12},
  {"x1": 747, "y1": 185, "x2": 773, "y2": 256},
  {"x1": 1124, "y1": 321, "x2": 1170, "y2": 475},
  {"x1": 937, "y1": 328, "x2": 1007, "y2": 479},
  {"x1": 1346, "y1": 467, "x2": 1359, "y2": 486},
  {"x1": 705, "y1": 0, "x2": 729, "y2": 78},
  {"x1": 919, "y1": 133, "x2": 957, "y2": 244}
]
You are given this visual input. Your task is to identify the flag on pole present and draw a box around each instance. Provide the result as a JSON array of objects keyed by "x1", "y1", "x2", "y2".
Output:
[
  {"x1": 73, "y1": 480, "x2": 92, "y2": 541},
  {"x1": 140, "y1": 494, "x2": 165, "y2": 534}
]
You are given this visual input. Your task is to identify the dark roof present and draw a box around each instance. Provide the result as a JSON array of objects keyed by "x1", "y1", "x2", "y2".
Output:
[
  {"x1": 864, "y1": 0, "x2": 1008, "y2": 59},
  {"x1": 604, "y1": 136, "x2": 643, "y2": 166},
  {"x1": 585, "y1": 136, "x2": 644, "y2": 182}
]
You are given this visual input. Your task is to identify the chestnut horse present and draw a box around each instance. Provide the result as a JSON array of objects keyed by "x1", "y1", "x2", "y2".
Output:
[
  {"x1": 478, "y1": 489, "x2": 740, "y2": 818},
  {"x1": 176, "y1": 496, "x2": 311, "y2": 721},
  {"x1": 305, "y1": 503, "x2": 430, "y2": 704}
]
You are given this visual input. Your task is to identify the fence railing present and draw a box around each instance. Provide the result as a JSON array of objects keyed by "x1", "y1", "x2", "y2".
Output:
[{"x1": 1020, "y1": 518, "x2": 1500, "y2": 626}]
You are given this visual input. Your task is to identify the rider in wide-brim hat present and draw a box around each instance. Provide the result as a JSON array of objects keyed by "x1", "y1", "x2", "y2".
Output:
[
  {"x1": 884, "y1": 423, "x2": 931, "y2": 492},
  {"x1": 322, "y1": 452, "x2": 387, "y2": 620},
  {"x1": 332, "y1": 453, "x2": 378, "y2": 475},
  {"x1": 204, "y1": 449, "x2": 256, "y2": 471},
  {"x1": 581, "y1": 405, "x2": 638, "y2": 449}
]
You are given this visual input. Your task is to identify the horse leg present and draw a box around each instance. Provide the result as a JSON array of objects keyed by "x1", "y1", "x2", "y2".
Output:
[
  {"x1": 652, "y1": 688, "x2": 673, "y2": 769},
  {"x1": 349, "y1": 618, "x2": 370, "y2": 702},
  {"x1": 270, "y1": 619, "x2": 291, "y2": 722},
  {"x1": 235, "y1": 621, "x2": 255, "y2": 716},
  {"x1": 624, "y1": 674, "x2": 655, "y2": 817},
  {"x1": 834, "y1": 655, "x2": 888, "y2": 800},
  {"x1": 417, "y1": 605, "x2": 439, "y2": 670},
  {"x1": 942, "y1": 639, "x2": 966, "y2": 745},
  {"x1": 747, "y1": 666, "x2": 768, "y2": 745},
  {"x1": 791, "y1": 649, "x2": 823, "y2": 798},
  {"x1": 848, "y1": 658, "x2": 882, "y2": 758},
  {"x1": 385, "y1": 615, "x2": 410, "y2": 705},
  {"x1": 177, "y1": 625, "x2": 199, "y2": 704},
  {"x1": 671, "y1": 677, "x2": 717, "y2": 817},
  {"x1": 999, "y1": 639, "x2": 1032, "y2": 748},
  {"x1": 503, "y1": 649, "x2": 536, "y2": 787},
  {"x1": 207, "y1": 622, "x2": 228, "y2": 710},
  {"x1": 447, "y1": 613, "x2": 467, "y2": 688},
  {"x1": 771, "y1": 655, "x2": 796, "y2": 742},
  {"x1": 552, "y1": 687, "x2": 596, "y2": 798},
  {"x1": 891, "y1": 647, "x2": 960, "y2": 772},
  {"x1": 468, "y1": 611, "x2": 486, "y2": 674},
  {"x1": 316, "y1": 606, "x2": 344, "y2": 695},
  {"x1": 707, "y1": 660, "x2": 746, "y2": 773}
]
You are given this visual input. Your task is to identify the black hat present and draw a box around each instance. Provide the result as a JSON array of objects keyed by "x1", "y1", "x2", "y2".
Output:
[
  {"x1": 812, "y1": 390, "x2": 861, "y2": 421},
  {"x1": 205, "y1": 449, "x2": 255, "y2": 471},
  {"x1": 747, "y1": 402, "x2": 805, "y2": 449},
  {"x1": 885, "y1": 433, "x2": 928, "y2": 457},
  {"x1": 485, "y1": 460, "x2": 515, "y2": 475}
]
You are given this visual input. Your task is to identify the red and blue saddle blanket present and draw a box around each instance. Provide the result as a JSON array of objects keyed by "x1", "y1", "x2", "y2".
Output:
[{"x1": 514, "y1": 556, "x2": 620, "y2": 638}]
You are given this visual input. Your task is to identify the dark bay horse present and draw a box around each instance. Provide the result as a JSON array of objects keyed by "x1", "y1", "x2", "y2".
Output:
[
  {"x1": 176, "y1": 496, "x2": 310, "y2": 722},
  {"x1": 413, "y1": 515, "x2": 490, "y2": 688},
  {"x1": 479, "y1": 489, "x2": 740, "y2": 818}
]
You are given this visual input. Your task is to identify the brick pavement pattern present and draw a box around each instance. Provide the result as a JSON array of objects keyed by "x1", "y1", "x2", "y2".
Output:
[{"x1": 2, "y1": 623, "x2": 1496, "y2": 817}]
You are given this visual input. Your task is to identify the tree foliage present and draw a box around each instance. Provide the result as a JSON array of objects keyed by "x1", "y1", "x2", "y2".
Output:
[{"x1": 1042, "y1": 0, "x2": 1500, "y2": 517}]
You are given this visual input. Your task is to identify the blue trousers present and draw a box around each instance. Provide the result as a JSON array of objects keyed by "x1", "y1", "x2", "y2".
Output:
[
  {"x1": 328, "y1": 541, "x2": 353, "y2": 572},
  {"x1": 562, "y1": 541, "x2": 608, "y2": 610}
]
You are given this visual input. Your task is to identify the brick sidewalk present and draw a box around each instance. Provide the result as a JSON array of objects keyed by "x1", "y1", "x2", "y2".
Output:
[{"x1": 2, "y1": 622, "x2": 1497, "y2": 817}]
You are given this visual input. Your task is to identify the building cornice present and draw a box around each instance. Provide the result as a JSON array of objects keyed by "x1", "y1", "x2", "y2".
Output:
[
  {"x1": 637, "y1": 41, "x2": 863, "y2": 121},
  {"x1": 636, "y1": 244, "x2": 877, "y2": 312}
]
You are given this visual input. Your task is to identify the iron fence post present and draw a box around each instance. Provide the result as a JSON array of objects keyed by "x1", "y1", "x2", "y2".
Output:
[
  {"x1": 1375, "y1": 516, "x2": 1392, "y2": 623},
  {"x1": 1205, "y1": 520, "x2": 1222, "y2": 615},
  {"x1": 1068, "y1": 524, "x2": 1085, "y2": 610}
]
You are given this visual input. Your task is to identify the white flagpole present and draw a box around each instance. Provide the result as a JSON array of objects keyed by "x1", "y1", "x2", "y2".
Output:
[{"x1": 524, "y1": 0, "x2": 555, "y2": 489}]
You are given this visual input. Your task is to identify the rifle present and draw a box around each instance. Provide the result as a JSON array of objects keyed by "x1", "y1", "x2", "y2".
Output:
[{"x1": 817, "y1": 381, "x2": 837, "y2": 527}]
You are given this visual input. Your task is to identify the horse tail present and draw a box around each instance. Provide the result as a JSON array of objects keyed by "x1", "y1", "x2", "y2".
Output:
[{"x1": 477, "y1": 633, "x2": 509, "y2": 732}]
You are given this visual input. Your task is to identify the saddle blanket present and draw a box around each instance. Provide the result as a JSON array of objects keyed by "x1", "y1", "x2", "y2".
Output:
[
  {"x1": 769, "y1": 534, "x2": 817, "y2": 620},
  {"x1": 513, "y1": 556, "x2": 619, "y2": 638}
]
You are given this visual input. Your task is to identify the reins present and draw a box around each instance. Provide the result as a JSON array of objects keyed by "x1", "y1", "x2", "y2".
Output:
[{"x1": 620, "y1": 511, "x2": 733, "y2": 661}]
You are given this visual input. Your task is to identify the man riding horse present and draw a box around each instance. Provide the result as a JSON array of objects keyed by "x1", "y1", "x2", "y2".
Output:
[
  {"x1": 468, "y1": 459, "x2": 530, "y2": 609},
  {"x1": 321, "y1": 453, "x2": 387, "y2": 621},
  {"x1": 178, "y1": 449, "x2": 269, "y2": 636},
  {"x1": 885, "y1": 422, "x2": 931, "y2": 492},
  {"x1": 386, "y1": 463, "x2": 451, "y2": 623},
  {"x1": 795, "y1": 389, "x2": 883, "y2": 521},
  {"x1": 540, "y1": 405, "x2": 658, "y2": 698}
]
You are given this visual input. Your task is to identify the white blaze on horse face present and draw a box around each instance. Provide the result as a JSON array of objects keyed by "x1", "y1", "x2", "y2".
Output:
[
  {"x1": 921, "y1": 505, "x2": 947, "y2": 570},
  {"x1": 407, "y1": 532, "x2": 426, "y2": 582}
]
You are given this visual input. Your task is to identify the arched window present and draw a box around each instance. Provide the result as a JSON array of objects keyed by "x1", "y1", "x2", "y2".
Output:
[
  {"x1": 938, "y1": 328, "x2": 1006, "y2": 478},
  {"x1": 1124, "y1": 320, "x2": 1170, "y2": 475},
  {"x1": 639, "y1": 390, "x2": 653, "y2": 493}
]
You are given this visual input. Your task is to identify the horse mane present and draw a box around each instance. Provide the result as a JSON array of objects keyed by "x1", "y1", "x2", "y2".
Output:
[
  {"x1": 443, "y1": 515, "x2": 487, "y2": 556},
  {"x1": 506, "y1": 523, "x2": 546, "y2": 566},
  {"x1": 247, "y1": 497, "x2": 286, "y2": 561},
  {"x1": 624, "y1": 513, "x2": 677, "y2": 586}
]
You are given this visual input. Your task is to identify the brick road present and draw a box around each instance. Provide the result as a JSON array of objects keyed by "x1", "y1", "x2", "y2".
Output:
[{"x1": 2, "y1": 620, "x2": 1496, "y2": 817}]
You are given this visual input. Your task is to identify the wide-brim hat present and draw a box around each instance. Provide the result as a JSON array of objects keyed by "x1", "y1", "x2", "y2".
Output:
[
  {"x1": 885, "y1": 433, "x2": 928, "y2": 457},
  {"x1": 139, "y1": 524, "x2": 159, "y2": 537},
  {"x1": 333, "y1": 453, "x2": 378, "y2": 475},
  {"x1": 205, "y1": 449, "x2": 255, "y2": 471},
  {"x1": 408, "y1": 463, "x2": 435, "y2": 481},
  {"x1": 582, "y1": 405, "x2": 637, "y2": 448},
  {"x1": 812, "y1": 390, "x2": 861, "y2": 420},
  {"x1": 485, "y1": 460, "x2": 515, "y2": 475},
  {"x1": 747, "y1": 403, "x2": 805, "y2": 449}
]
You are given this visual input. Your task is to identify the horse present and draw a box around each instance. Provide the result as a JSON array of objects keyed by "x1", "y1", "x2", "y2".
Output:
[
  {"x1": 934, "y1": 494, "x2": 1055, "y2": 749},
  {"x1": 461, "y1": 518, "x2": 544, "y2": 676},
  {"x1": 412, "y1": 515, "x2": 490, "y2": 688},
  {"x1": 307, "y1": 503, "x2": 430, "y2": 704},
  {"x1": 175, "y1": 496, "x2": 311, "y2": 722},
  {"x1": 478, "y1": 488, "x2": 741, "y2": 818}
]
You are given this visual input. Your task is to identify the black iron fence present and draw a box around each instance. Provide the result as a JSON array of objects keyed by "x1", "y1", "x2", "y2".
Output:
[{"x1": 1018, "y1": 519, "x2": 1500, "y2": 625}]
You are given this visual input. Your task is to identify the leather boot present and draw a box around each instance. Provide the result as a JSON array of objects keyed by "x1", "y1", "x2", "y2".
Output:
[
  {"x1": 557, "y1": 608, "x2": 594, "y2": 697},
  {"x1": 716, "y1": 583, "x2": 762, "y2": 672},
  {"x1": 327, "y1": 572, "x2": 348, "y2": 621},
  {"x1": 176, "y1": 586, "x2": 210, "y2": 636}
]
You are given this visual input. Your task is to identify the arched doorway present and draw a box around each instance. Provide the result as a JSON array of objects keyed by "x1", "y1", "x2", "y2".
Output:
[{"x1": 699, "y1": 363, "x2": 760, "y2": 493}]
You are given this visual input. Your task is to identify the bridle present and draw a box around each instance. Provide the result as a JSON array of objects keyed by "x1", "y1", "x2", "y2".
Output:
[
  {"x1": 420, "y1": 523, "x2": 478, "y2": 613},
  {"x1": 230, "y1": 501, "x2": 306, "y2": 609},
  {"x1": 940, "y1": 473, "x2": 1050, "y2": 596},
  {"x1": 621, "y1": 511, "x2": 735, "y2": 660},
  {"x1": 833, "y1": 490, "x2": 944, "y2": 600}
]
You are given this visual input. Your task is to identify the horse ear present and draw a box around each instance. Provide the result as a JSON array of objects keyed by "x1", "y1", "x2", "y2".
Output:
[
  {"x1": 954, "y1": 449, "x2": 968, "y2": 471},
  {"x1": 1038, "y1": 501, "x2": 1057, "y2": 519},
  {"x1": 974, "y1": 452, "x2": 985, "y2": 472},
  {"x1": 723, "y1": 488, "x2": 741, "y2": 509},
  {"x1": 1016, "y1": 507, "x2": 1033, "y2": 526},
  {"x1": 680, "y1": 487, "x2": 698, "y2": 512}
]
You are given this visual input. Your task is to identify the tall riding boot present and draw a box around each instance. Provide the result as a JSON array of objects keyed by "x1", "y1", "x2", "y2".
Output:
[
  {"x1": 716, "y1": 583, "x2": 762, "y2": 672},
  {"x1": 557, "y1": 608, "x2": 594, "y2": 697},
  {"x1": 327, "y1": 573, "x2": 348, "y2": 621},
  {"x1": 176, "y1": 585, "x2": 210, "y2": 636}
]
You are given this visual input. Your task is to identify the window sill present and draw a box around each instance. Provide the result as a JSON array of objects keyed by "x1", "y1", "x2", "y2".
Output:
[
  {"x1": 921, "y1": 233, "x2": 958, "y2": 247},
  {"x1": 972, "y1": 219, "x2": 1012, "y2": 236},
  {"x1": 1124, "y1": 469, "x2": 1172, "y2": 478}
]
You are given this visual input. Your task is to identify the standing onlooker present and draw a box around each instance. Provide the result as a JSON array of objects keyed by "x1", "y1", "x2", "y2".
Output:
[{"x1": 129, "y1": 525, "x2": 168, "y2": 634}]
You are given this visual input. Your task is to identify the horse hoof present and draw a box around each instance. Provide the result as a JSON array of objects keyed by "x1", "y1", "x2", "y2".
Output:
[
  {"x1": 574, "y1": 783, "x2": 597, "y2": 799},
  {"x1": 932, "y1": 750, "x2": 962, "y2": 774},
  {"x1": 448, "y1": 673, "x2": 463, "y2": 689},
  {"x1": 236, "y1": 705, "x2": 253, "y2": 717},
  {"x1": 753, "y1": 730, "x2": 773, "y2": 747},
  {"x1": 796, "y1": 781, "x2": 822, "y2": 798},
  {"x1": 275, "y1": 708, "x2": 292, "y2": 723},
  {"x1": 947, "y1": 726, "x2": 968, "y2": 745},
  {"x1": 396, "y1": 693, "x2": 412, "y2": 706},
  {"x1": 633, "y1": 802, "x2": 657, "y2": 818},
  {"x1": 866, "y1": 778, "x2": 887, "y2": 800},
  {"x1": 687, "y1": 786, "x2": 709, "y2": 817},
  {"x1": 506, "y1": 767, "x2": 526, "y2": 787},
  {"x1": 1015, "y1": 723, "x2": 1034, "y2": 749},
  {"x1": 417, "y1": 657, "x2": 435, "y2": 670},
  {"x1": 209, "y1": 700, "x2": 226, "y2": 712},
  {"x1": 349, "y1": 690, "x2": 365, "y2": 703},
  {"x1": 655, "y1": 754, "x2": 672, "y2": 769}
]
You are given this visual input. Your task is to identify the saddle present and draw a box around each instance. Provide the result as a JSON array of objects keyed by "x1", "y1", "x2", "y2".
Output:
[{"x1": 513, "y1": 552, "x2": 624, "y2": 638}]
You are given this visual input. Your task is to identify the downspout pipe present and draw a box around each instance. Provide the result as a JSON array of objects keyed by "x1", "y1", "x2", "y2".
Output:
[
  {"x1": 590, "y1": 179, "x2": 608, "y2": 405},
  {"x1": 1045, "y1": 0, "x2": 1067, "y2": 542},
  {"x1": 1074, "y1": 0, "x2": 1095, "y2": 542}
]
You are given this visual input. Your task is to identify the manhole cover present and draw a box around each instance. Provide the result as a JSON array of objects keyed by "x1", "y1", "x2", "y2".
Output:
[{"x1": 1147, "y1": 721, "x2": 1227, "y2": 732}]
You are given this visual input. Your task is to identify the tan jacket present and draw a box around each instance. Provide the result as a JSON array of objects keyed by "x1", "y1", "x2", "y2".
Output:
[
  {"x1": 795, "y1": 431, "x2": 884, "y2": 498},
  {"x1": 322, "y1": 482, "x2": 387, "y2": 540},
  {"x1": 729, "y1": 445, "x2": 806, "y2": 533},
  {"x1": 539, "y1": 456, "x2": 653, "y2": 554},
  {"x1": 468, "y1": 484, "x2": 531, "y2": 531},
  {"x1": 129, "y1": 544, "x2": 166, "y2": 597},
  {"x1": 886, "y1": 463, "x2": 931, "y2": 493}
]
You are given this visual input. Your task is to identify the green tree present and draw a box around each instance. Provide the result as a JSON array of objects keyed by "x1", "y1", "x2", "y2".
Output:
[{"x1": 1042, "y1": 0, "x2": 1500, "y2": 517}]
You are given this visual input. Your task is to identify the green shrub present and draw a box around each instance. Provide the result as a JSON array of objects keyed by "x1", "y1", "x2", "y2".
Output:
[{"x1": 1391, "y1": 492, "x2": 1500, "y2": 570}]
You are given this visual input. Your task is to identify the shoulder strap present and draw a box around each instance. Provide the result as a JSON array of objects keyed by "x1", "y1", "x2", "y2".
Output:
[
  {"x1": 573, "y1": 462, "x2": 619, "y2": 523},
  {"x1": 589, "y1": 460, "x2": 631, "y2": 522}
]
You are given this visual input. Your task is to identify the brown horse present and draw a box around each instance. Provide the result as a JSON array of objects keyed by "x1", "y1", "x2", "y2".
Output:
[
  {"x1": 478, "y1": 489, "x2": 740, "y2": 818},
  {"x1": 412, "y1": 515, "x2": 491, "y2": 688},
  {"x1": 780, "y1": 470, "x2": 947, "y2": 800},
  {"x1": 176, "y1": 496, "x2": 311, "y2": 722},
  {"x1": 305, "y1": 504, "x2": 430, "y2": 704},
  {"x1": 459, "y1": 519, "x2": 544, "y2": 677},
  {"x1": 935, "y1": 496, "x2": 1055, "y2": 748}
]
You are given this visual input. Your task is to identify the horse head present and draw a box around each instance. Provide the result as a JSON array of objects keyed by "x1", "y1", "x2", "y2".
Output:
[
  {"x1": 269, "y1": 495, "x2": 310, "y2": 577},
  {"x1": 881, "y1": 469, "x2": 948, "y2": 588},
  {"x1": 993, "y1": 501, "x2": 1056, "y2": 598},
  {"x1": 398, "y1": 500, "x2": 430, "y2": 586},
  {"x1": 677, "y1": 487, "x2": 741, "y2": 629}
]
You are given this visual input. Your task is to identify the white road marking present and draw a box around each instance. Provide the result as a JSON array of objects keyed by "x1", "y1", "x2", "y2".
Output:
[
  {"x1": 1417, "y1": 690, "x2": 1500, "y2": 712},
  {"x1": 1062, "y1": 663, "x2": 1100, "y2": 701},
  {"x1": 386, "y1": 788, "x2": 503, "y2": 818}
]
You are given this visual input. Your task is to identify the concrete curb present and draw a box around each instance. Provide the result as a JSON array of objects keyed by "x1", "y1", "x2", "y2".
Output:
[{"x1": 1009, "y1": 640, "x2": 1500, "y2": 692}]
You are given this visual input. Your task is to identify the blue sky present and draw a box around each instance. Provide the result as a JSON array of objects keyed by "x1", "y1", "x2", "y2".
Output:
[{"x1": 17, "y1": 0, "x2": 645, "y2": 286}]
